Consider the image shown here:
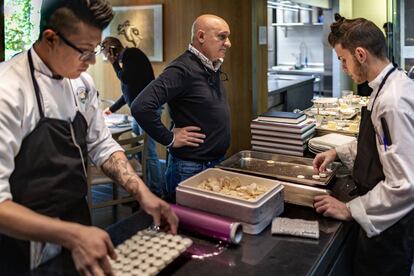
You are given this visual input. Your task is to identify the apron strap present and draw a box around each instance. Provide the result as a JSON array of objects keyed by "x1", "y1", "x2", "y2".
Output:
[{"x1": 28, "y1": 50, "x2": 45, "y2": 118}]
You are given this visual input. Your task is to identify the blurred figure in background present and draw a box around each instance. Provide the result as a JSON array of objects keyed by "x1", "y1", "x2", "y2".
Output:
[{"x1": 102, "y1": 36, "x2": 166, "y2": 198}]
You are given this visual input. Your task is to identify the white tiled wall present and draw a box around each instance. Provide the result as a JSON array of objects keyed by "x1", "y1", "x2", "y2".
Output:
[{"x1": 276, "y1": 25, "x2": 324, "y2": 66}]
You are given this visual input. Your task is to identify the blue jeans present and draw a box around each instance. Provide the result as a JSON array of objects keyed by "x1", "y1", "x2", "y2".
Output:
[
  {"x1": 165, "y1": 155, "x2": 224, "y2": 200},
  {"x1": 131, "y1": 113, "x2": 165, "y2": 197}
]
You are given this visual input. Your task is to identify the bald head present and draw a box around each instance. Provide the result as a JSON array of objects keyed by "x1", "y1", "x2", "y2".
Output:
[{"x1": 190, "y1": 14, "x2": 231, "y2": 61}]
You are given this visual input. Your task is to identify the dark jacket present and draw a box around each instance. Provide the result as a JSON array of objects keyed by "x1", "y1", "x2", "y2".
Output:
[
  {"x1": 110, "y1": 47, "x2": 154, "y2": 112},
  {"x1": 132, "y1": 50, "x2": 231, "y2": 161}
]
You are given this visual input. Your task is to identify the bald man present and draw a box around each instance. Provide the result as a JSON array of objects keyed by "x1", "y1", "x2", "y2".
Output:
[{"x1": 132, "y1": 14, "x2": 232, "y2": 201}]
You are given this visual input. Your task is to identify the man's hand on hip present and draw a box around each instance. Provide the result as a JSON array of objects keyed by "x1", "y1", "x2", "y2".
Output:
[{"x1": 172, "y1": 126, "x2": 206, "y2": 148}]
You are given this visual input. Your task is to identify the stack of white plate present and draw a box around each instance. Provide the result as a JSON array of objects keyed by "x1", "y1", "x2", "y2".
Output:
[{"x1": 308, "y1": 133, "x2": 356, "y2": 154}]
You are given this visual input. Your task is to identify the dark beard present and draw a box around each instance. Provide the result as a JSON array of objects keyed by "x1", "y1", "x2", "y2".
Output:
[{"x1": 353, "y1": 56, "x2": 368, "y2": 84}]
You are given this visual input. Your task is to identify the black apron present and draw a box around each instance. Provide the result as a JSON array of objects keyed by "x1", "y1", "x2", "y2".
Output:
[
  {"x1": 352, "y1": 67, "x2": 414, "y2": 275},
  {"x1": 0, "y1": 51, "x2": 91, "y2": 272}
]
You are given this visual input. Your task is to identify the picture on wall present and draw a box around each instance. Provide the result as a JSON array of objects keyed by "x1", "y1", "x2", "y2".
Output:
[{"x1": 105, "y1": 4, "x2": 163, "y2": 62}]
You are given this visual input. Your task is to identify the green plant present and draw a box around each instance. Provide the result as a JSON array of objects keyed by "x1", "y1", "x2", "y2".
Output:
[{"x1": 5, "y1": 0, "x2": 37, "y2": 58}]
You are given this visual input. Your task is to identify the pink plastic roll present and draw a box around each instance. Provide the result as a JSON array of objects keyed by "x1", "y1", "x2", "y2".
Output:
[{"x1": 170, "y1": 204, "x2": 243, "y2": 244}]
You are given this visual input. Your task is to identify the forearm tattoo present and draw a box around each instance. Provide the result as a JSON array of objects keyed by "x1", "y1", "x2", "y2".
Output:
[{"x1": 101, "y1": 152, "x2": 141, "y2": 196}]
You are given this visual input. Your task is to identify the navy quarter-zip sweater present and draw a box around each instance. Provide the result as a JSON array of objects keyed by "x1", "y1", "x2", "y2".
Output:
[{"x1": 132, "y1": 50, "x2": 230, "y2": 161}]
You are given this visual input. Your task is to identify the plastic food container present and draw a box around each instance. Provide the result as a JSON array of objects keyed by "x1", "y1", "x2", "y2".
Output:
[{"x1": 176, "y1": 168, "x2": 284, "y2": 227}]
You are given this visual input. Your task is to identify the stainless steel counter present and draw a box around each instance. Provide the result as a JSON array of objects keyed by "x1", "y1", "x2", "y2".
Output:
[{"x1": 267, "y1": 73, "x2": 314, "y2": 111}]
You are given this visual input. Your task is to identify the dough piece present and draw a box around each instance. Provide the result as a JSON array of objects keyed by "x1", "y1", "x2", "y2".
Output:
[
  {"x1": 146, "y1": 257, "x2": 157, "y2": 265},
  {"x1": 112, "y1": 262, "x2": 122, "y2": 271},
  {"x1": 122, "y1": 264, "x2": 132, "y2": 272},
  {"x1": 176, "y1": 243, "x2": 186, "y2": 253},
  {"x1": 151, "y1": 243, "x2": 161, "y2": 250},
  {"x1": 146, "y1": 248, "x2": 157, "y2": 256},
  {"x1": 161, "y1": 253, "x2": 173, "y2": 263},
  {"x1": 146, "y1": 266, "x2": 158, "y2": 275},
  {"x1": 164, "y1": 234, "x2": 173, "y2": 240},
  {"x1": 131, "y1": 269, "x2": 146, "y2": 276},
  {"x1": 125, "y1": 240, "x2": 135, "y2": 247},
  {"x1": 129, "y1": 251, "x2": 138, "y2": 259},
  {"x1": 297, "y1": 175, "x2": 305, "y2": 179},
  {"x1": 319, "y1": 172, "x2": 327, "y2": 178},
  {"x1": 169, "y1": 249, "x2": 180, "y2": 259},
  {"x1": 152, "y1": 258, "x2": 165, "y2": 268},
  {"x1": 131, "y1": 259, "x2": 141, "y2": 268},
  {"x1": 172, "y1": 235, "x2": 183, "y2": 243},
  {"x1": 312, "y1": 174, "x2": 320, "y2": 180},
  {"x1": 139, "y1": 262, "x2": 150, "y2": 271},
  {"x1": 159, "y1": 238, "x2": 169, "y2": 246},
  {"x1": 138, "y1": 253, "x2": 149, "y2": 261},
  {"x1": 181, "y1": 238, "x2": 193, "y2": 247},
  {"x1": 150, "y1": 237, "x2": 161, "y2": 243}
]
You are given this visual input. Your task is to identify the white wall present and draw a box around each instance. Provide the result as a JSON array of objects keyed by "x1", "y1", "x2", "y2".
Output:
[{"x1": 276, "y1": 25, "x2": 324, "y2": 66}]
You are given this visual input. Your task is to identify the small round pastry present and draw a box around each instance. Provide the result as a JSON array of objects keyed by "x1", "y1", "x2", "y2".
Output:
[
  {"x1": 171, "y1": 235, "x2": 183, "y2": 243},
  {"x1": 319, "y1": 172, "x2": 327, "y2": 178},
  {"x1": 150, "y1": 237, "x2": 161, "y2": 243},
  {"x1": 164, "y1": 234, "x2": 173, "y2": 240},
  {"x1": 176, "y1": 243, "x2": 186, "y2": 253},
  {"x1": 122, "y1": 264, "x2": 132, "y2": 272},
  {"x1": 297, "y1": 175, "x2": 305, "y2": 179},
  {"x1": 161, "y1": 253, "x2": 173, "y2": 263},
  {"x1": 146, "y1": 266, "x2": 158, "y2": 276},
  {"x1": 152, "y1": 258, "x2": 165, "y2": 268},
  {"x1": 312, "y1": 174, "x2": 320, "y2": 180},
  {"x1": 138, "y1": 253, "x2": 150, "y2": 261},
  {"x1": 181, "y1": 238, "x2": 193, "y2": 247},
  {"x1": 112, "y1": 262, "x2": 122, "y2": 271},
  {"x1": 169, "y1": 249, "x2": 180, "y2": 259},
  {"x1": 129, "y1": 251, "x2": 139, "y2": 259},
  {"x1": 159, "y1": 238, "x2": 169, "y2": 246},
  {"x1": 151, "y1": 243, "x2": 161, "y2": 250},
  {"x1": 139, "y1": 262, "x2": 150, "y2": 271}
]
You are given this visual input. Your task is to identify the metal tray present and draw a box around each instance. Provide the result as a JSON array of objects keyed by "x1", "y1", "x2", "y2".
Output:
[{"x1": 216, "y1": 150, "x2": 340, "y2": 187}]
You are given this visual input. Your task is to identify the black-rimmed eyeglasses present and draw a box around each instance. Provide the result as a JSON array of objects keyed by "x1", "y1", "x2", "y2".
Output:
[{"x1": 56, "y1": 32, "x2": 103, "y2": 62}]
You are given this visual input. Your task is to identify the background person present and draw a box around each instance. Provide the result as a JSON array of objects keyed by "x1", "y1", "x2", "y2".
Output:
[
  {"x1": 0, "y1": 0, "x2": 177, "y2": 274},
  {"x1": 101, "y1": 36, "x2": 165, "y2": 198},
  {"x1": 313, "y1": 13, "x2": 414, "y2": 275},
  {"x1": 132, "y1": 14, "x2": 232, "y2": 201}
]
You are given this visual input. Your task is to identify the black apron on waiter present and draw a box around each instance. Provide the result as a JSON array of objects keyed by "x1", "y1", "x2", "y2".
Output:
[
  {"x1": 352, "y1": 66, "x2": 414, "y2": 276},
  {"x1": 0, "y1": 50, "x2": 91, "y2": 272}
]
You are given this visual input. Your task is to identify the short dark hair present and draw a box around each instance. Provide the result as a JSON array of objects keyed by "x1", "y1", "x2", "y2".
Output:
[
  {"x1": 328, "y1": 13, "x2": 387, "y2": 60},
  {"x1": 102, "y1": 36, "x2": 124, "y2": 51},
  {"x1": 40, "y1": 0, "x2": 113, "y2": 37}
]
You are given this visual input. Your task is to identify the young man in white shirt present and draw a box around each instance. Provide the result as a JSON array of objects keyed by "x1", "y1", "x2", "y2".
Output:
[{"x1": 313, "y1": 14, "x2": 414, "y2": 275}]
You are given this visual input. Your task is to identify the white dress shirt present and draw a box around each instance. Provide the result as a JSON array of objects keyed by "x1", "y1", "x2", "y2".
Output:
[
  {"x1": 335, "y1": 63, "x2": 414, "y2": 237},
  {"x1": 0, "y1": 48, "x2": 123, "y2": 203}
]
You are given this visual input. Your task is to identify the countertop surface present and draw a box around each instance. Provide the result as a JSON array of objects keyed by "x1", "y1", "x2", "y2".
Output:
[
  {"x1": 268, "y1": 73, "x2": 315, "y2": 94},
  {"x1": 34, "y1": 172, "x2": 357, "y2": 276}
]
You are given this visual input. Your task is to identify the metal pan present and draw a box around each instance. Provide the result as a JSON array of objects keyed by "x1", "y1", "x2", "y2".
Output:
[{"x1": 217, "y1": 150, "x2": 340, "y2": 187}]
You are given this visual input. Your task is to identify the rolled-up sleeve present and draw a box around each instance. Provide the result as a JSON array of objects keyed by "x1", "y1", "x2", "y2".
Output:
[{"x1": 335, "y1": 140, "x2": 357, "y2": 170}]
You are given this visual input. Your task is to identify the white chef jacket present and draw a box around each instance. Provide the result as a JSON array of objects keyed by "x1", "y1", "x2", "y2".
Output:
[
  {"x1": 335, "y1": 63, "x2": 414, "y2": 238},
  {"x1": 0, "y1": 48, "x2": 123, "y2": 203}
]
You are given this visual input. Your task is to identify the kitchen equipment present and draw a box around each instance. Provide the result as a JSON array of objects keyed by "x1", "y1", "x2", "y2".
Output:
[
  {"x1": 217, "y1": 150, "x2": 339, "y2": 187},
  {"x1": 176, "y1": 168, "x2": 284, "y2": 235},
  {"x1": 170, "y1": 204, "x2": 243, "y2": 244}
]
